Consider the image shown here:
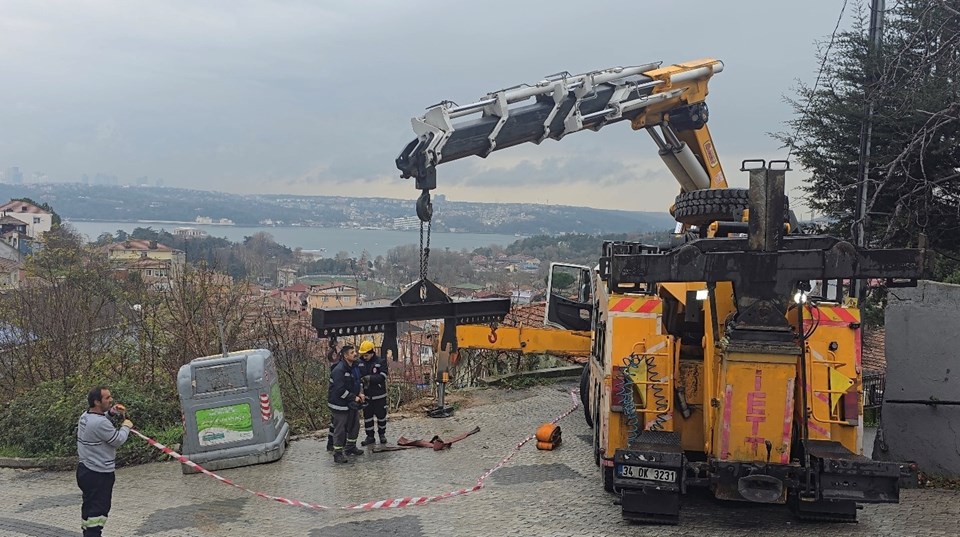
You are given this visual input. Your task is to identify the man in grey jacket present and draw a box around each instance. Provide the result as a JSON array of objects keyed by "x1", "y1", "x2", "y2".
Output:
[{"x1": 76, "y1": 386, "x2": 133, "y2": 536}]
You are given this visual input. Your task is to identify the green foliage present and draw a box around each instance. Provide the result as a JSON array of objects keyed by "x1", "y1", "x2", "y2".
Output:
[
  {"x1": 944, "y1": 270, "x2": 960, "y2": 285},
  {"x1": 781, "y1": 1, "x2": 960, "y2": 254},
  {"x1": 934, "y1": 252, "x2": 960, "y2": 285},
  {"x1": 122, "y1": 227, "x2": 296, "y2": 282},
  {"x1": 506, "y1": 233, "x2": 611, "y2": 263},
  {"x1": 0, "y1": 444, "x2": 26, "y2": 457},
  {"x1": 276, "y1": 362, "x2": 330, "y2": 434},
  {"x1": 301, "y1": 258, "x2": 357, "y2": 275},
  {"x1": 0, "y1": 376, "x2": 181, "y2": 465},
  {"x1": 378, "y1": 244, "x2": 482, "y2": 289},
  {"x1": 118, "y1": 425, "x2": 184, "y2": 466},
  {"x1": 548, "y1": 271, "x2": 575, "y2": 290},
  {"x1": 505, "y1": 231, "x2": 674, "y2": 267},
  {"x1": 860, "y1": 289, "x2": 887, "y2": 328},
  {"x1": 864, "y1": 408, "x2": 880, "y2": 427}
]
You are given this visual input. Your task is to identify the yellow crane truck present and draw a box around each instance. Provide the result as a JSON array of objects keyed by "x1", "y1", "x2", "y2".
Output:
[{"x1": 314, "y1": 59, "x2": 932, "y2": 524}]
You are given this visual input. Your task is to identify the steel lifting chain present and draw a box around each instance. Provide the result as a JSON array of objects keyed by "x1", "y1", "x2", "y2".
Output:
[
  {"x1": 419, "y1": 220, "x2": 432, "y2": 280},
  {"x1": 417, "y1": 190, "x2": 434, "y2": 284}
]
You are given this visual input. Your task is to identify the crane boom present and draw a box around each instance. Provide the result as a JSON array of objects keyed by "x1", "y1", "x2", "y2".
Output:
[{"x1": 396, "y1": 59, "x2": 729, "y2": 196}]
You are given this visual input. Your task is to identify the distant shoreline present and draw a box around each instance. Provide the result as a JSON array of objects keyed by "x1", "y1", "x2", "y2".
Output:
[
  {"x1": 66, "y1": 218, "x2": 236, "y2": 226},
  {"x1": 62, "y1": 219, "x2": 518, "y2": 235},
  {"x1": 64, "y1": 220, "x2": 523, "y2": 257}
]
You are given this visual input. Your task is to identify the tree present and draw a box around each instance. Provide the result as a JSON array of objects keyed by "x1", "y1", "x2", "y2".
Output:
[
  {"x1": 0, "y1": 226, "x2": 134, "y2": 394},
  {"x1": 547, "y1": 271, "x2": 575, "y2": 291},
  {"x1": 147, "y1": 263, "x2": 254, "y2": 375},
  {"x1": 248, "y1": 314, "x2": 328, "y2": 431},
  {"x1": 95, "y1": 232, "x2": 114, "y2": 246},
  {"x1": 780, "y1": 1, "x2": 960, "y2": 265}
]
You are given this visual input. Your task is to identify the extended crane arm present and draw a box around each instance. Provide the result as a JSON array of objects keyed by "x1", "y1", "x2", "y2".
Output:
[
  {"x1": 396, "y1": 59, "x2": 729, "y2": 196},
  {"x1": 452, "y1": 323, "x2": 591, "y2": 356}
]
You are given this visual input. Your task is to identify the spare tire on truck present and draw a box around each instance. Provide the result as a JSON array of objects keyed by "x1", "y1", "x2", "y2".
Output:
[{"x1": 673, "y1": 188, "x2": 789, "y2": 227}]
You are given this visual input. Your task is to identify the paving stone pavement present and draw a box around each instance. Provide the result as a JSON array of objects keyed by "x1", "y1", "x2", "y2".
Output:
[{"x1": 1, "y1": 383, "x2": 958, "y2": 536}]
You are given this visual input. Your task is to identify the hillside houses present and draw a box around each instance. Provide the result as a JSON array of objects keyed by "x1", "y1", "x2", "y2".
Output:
[
  {"x1": 307, "y1": 283, "x2": 359, "y2": 310},
  {"x1": 448, "y1": 282, "x2": 484, "y2": 298},
  {"x1": 276, "y1": 282, "x2": 310, "y2": 313},
  {"x1": 0, "y1": 200, "x2": 53, "y2": 239},
  {"x1": 0, "y1": 258, "x2": 23, "y2": 290},
  {"x1": 105, "y1": 239, "x2": 187, "y2": 291},
  {"x1": 0, "y1": 217, "x2": 28, "y2": 263},
  {"x1": 0, "y1": 199, "x2": 55, "y2": 290},
  {"x1": 106, "y1": 239, "x2": 186, "y2": 266},
  {"x1": 470, "y1": 253, "x2": 541, "y2": 273},
  {"x1": 123, "y1": 258, "x2": 175, "y2": 291},
  {"x1": 268, "y1": 281, "x2": 362, "y2": 316},
  {"x1": 0, "y1": 240, "x2": 22, "y2": 265}
]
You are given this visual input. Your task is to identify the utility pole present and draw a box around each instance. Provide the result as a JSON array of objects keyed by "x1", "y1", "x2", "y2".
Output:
[{"x1": 854, "y1": 0, "x2": 885, "y2": 302}]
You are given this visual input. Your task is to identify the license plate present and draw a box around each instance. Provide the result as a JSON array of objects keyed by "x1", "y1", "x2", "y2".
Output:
[{"x1": 617, "y1": 465, "x2": 676, "y2": 482}]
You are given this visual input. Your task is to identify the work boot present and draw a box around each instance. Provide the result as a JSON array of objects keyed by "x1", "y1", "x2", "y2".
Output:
[
  {"x1": 333, "y1": 451, "x2": 348, "y2": 464},
  {"x1": 379, "y1": 434, "x2": 388, "y2": 445},
  {"x1": 345, "y1": 445, "x2": 364, "y2": 456},
  {"x1": 360, "y1": 435, "x2": 376, "y2": 446},
  {"x1": 326, "y1": 435, "x2": 334, "y2": 452}
]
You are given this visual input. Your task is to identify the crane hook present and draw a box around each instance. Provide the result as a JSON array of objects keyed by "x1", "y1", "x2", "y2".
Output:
[{"x1": 416, "y1": 190, "x2": 433, "y2": 222}]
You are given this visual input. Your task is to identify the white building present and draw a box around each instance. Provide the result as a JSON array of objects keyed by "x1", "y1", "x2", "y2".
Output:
[
  {"x1": 393, "y1": 215, "x2": 421, "y2": 230},
  {"x1": 173, "y1": 227, "x2": 209, "y2": 239},
  {"x1": 0, "y1": 200, "x2": 53, "y2": 238}
]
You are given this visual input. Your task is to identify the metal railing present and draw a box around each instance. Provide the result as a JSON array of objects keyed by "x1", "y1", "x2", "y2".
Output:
[{"x1": 863, "y1": 372, "x2": 886, "y2": 410}]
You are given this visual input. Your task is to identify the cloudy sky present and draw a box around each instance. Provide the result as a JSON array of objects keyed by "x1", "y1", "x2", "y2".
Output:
[{"x1": 0, "y1": 1, "x2": 858, "y2": 212}]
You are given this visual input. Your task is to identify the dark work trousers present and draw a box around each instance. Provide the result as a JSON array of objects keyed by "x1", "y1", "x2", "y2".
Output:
[
  {"x1": 331, "y1": 407, "x2": 360, "y2": 452},
  {"x1": 76, "y1": 462, "x2": 115, "y2": 537},
  {"x1": 363, "y1": 397, "x2": 388, "y2": 438}
]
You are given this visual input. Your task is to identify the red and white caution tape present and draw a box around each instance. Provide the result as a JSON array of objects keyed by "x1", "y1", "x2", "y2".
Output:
[
  {"x1": 131, "y1": 388, "x2": 580, "y2": 511},
  {"x1": 475, "y1": 388, "x2": 580, "y2": 484}
]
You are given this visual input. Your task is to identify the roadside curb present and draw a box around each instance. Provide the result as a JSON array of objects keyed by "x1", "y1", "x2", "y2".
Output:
[
  {"x1": 0, "y1": 456, "x2": 77, "y2": 470},
  {"x1": 0, "y1": 442, "x2": 182, "y2": 470}
]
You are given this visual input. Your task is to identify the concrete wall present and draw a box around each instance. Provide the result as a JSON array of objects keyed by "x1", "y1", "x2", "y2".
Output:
[{"x1": 874, "y1": 280, "x2": 960, "y2": 477}]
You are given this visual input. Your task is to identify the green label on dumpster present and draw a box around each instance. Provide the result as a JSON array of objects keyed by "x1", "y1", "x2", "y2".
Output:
[{"x1": 196, "y1": 403, "x2": 253, "y2": 447}]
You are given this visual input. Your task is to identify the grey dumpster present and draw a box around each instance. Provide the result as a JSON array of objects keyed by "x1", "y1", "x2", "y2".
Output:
[{"x1": 177, "y1": 349, "x2": 290, "y2": 474}]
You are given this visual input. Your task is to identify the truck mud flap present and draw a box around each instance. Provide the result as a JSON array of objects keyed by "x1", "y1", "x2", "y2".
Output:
[
  {"x1": 613, "y1": 432, "x2": 683, "y2": 525},
  {"x1": 789, "y1": 494, "x2": 858, "y2": 523}
]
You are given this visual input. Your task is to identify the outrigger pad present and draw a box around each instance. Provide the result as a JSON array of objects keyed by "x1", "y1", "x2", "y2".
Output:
[{"x1": 427, "y1": 405, "x2": 454, "y2": 419}]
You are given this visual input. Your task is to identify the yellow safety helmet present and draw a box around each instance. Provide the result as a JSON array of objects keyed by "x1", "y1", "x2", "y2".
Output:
[{"x1": 358, "y1": 340, "x2": 375, "y2": 354}]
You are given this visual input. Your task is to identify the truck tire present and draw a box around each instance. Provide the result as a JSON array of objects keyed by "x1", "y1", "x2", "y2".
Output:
[
  {"x1": 673, "y1": 188, "x2": 789, "y2": 227},
  {"x1": 580, "y1": 364, "x2": 593, "y2": 428}
]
